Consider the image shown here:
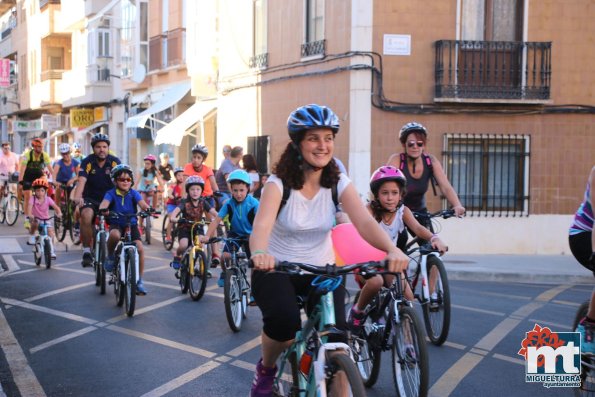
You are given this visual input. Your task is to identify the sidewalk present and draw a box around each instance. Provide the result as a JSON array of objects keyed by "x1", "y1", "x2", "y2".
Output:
[{"x1": 0, "y1": 221, "x2": 591, "y2": 284}]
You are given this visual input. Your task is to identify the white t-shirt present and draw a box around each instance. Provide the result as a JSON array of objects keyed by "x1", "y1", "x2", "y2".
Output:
[
  {"x1": 378, "y1": 205, "x2": 405, "y2": 244},
  {"x1": 266, "y1": 173, "x2": 350, "y2": 267}
]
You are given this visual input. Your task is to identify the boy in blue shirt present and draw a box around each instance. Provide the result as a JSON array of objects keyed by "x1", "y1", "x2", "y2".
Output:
[
  {"x1": 201, "y1": 169, "x2": 259, "y2": 287},
  {"x1": 99, "y1": 164, "x2": 152, "y2": 295}
]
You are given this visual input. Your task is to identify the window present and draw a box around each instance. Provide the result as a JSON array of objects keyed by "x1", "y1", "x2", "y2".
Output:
[
  {"x1": 47, "y1": 47, "x2": 64, "y2": 69},
  {"x1": 302, "y1": 0, "x2": 325, "y2": 57},
  {"x1": 139, "y1": 1, "x2": 149, "y2": 72},
  {"x1": 98, "y1": 29, "x2": 110, "y2": 57},
  {"x1": 443, "y1": 134, "x2": 530, "y2": 216},
  {"x1": 249, "y1": 0, "x2": 268, "y2": 68},
  {"x1": 20, "y1": 54, "x2": 26, "y2": 88},
  {"x1": 461, "y1": 0, "x2": 523, "y2": 41},
  {"x1": 247, "y1": 135, "x2": 270, "y2": 174},
  {"x1": 120, "y1": 0, "x2": 136, "y2": 77}
]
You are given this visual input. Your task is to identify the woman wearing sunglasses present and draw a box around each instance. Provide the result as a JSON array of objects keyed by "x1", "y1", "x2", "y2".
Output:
[{"x1": 387, "y1": 122, "x2": 465, "y2": 241}]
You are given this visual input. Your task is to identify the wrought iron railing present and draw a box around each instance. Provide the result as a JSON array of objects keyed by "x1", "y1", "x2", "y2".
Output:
[
  {"x1": 301, "y1": 39, "x2": 325, "y2": 58},
  {"x1": 249, "y1": 52, "x2": 268, "y2": 69},
  {"x1": 435, "y1": 40, "x2": 551, "y2": 100},
  {"x1": 442, "y1": 133, "x2": 530, "y2": 217}
]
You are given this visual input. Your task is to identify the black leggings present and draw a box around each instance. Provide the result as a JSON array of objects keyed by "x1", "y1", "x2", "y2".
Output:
[
  {"x1": 251, "y1": 271, "x2": 347, "y2": 343},
  {"x1": 569, "y1": 231, "x2": 594, "y2": 274}
]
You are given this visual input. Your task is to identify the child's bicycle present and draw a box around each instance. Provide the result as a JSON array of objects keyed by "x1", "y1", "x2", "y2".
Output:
[
  {"x1": 206, "y1": 236, "x2": 250, "y2": 332},
  {"x1": 93, "y1": 213, "x2": 109, "y2": 295},
  {"x1": 176, "y1": 218, "x2": 209, "y2": 301},
  {"x1": 406, "y1": 209, "x2": 454, "y2": 346},
  {"x1": 0, "y1": 176, "x2": 19, "y2": 226},
  {"x1": 267, "y1": 260, "x2": 384, "y2": 397},
  {"x1": 32, "y1": 216, "x2": 58, "y2": 269},
  {"x1": 139, "y1": 188, "x2": 159, "y2": 244},
  {"x1": 349, "y1": 271, "x2": 429, "y2": 396},
  {"x1": 107, "y1": 210, "x2": 158, "y2": 317},
  {"x1": 573, "y1": 301, "x2": 595, "y2": 395},
  {"x1": 55, "y1": 184, "x2": 76, "y2": 243}
]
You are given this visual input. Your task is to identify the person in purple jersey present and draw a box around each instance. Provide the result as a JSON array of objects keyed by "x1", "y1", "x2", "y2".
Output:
[{"x1": 571, "y1": 166, "x2": 595, "y2": 353}]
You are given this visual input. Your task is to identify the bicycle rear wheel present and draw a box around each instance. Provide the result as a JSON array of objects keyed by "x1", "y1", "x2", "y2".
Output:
[
  {"x1": 189, "y1": 250, "x2": 208, "y2": 301},
  {"x1": 392, "y1": 306, "x2": 429, "y2": 397},
  {"x1": 325, "y1": 353, "x2": 367, "y2": 397},
  {"x1": 421, "y1": 256, "x2": 451, "y2": 346},
  {"x1": 224, "y1": 267, "x2": 243, "y2": 332},
  {"x1": 125, "y1": 248, "x2": 137, "y2": 317},
  {"x1": 179, "y1": 254, "x2": 190, "y2": 294},
  {"x1": 5, "y1": 195, "x2": 19, "y2": 226}
]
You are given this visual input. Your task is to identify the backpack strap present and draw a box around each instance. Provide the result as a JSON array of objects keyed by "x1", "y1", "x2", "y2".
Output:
[
  {"x1": 399, "y1": 152, "x2": 406, "y2": 170},
  {"x1": 277, "y1": 181, "x2": 339, "y2": 217},
  {"x1": 423, "y1": 153, "x2": 439, "y2": 196}
]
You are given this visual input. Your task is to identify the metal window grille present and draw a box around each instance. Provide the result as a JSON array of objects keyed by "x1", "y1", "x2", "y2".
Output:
[
  {"x1": 249, "y1": 53, "x2": 268, "y2": 69},
  {"x1": 247, "y1": 135, "x2": 270, "y2": 174},
  {"x1": 442, "y1": 133, "x2": 530, "y2": 217},
  {"x1": 301, "y1": 39, "x2": 325, "y2": 58}
]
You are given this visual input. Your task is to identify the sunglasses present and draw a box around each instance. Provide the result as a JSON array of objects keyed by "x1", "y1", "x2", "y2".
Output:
[
  {"x1": 117, "y1": 177, "x2": 132, "y2": 183},
  {"x1": 407, "y1": 141, "x2": 424, "y2": 148}
]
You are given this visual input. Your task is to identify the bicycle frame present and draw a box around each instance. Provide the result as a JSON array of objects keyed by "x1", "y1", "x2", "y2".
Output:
[
  {"x1": 94, "y1": 215, "x2": 108, "y2": 263},
  {"x1": 188, "y1": 221, "x2": 207, "y2": 277},
  {"x1": 115, "y1": 225, "x2": 140, "y2": 284},
  {"x1": 276, "y1": 284, "x2": 353, "y2": 396},
  {"x1": 410, "y1": 250, "x2": 443, "y2": 304}
]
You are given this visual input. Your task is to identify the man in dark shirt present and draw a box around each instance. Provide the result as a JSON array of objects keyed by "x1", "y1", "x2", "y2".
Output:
[
  {"x1": 214, "y1": 146, "x2": 242, "y2": 205},
  {"x1": 72, "y1": 133, "x2": 121, "y2": 267}
]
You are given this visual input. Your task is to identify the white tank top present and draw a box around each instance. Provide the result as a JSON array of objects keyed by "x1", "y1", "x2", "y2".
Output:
[{"x1": 378, "y1": 205, "x2": 405, "y2": 245}]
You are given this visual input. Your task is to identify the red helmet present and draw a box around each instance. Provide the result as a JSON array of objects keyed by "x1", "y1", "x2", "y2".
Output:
[
  {"x1": 32, "y1": 178, "x2": 50, "y2": 190},
  {"x1": 370, "y1": 166, "x2": 407, "y2": 194}
]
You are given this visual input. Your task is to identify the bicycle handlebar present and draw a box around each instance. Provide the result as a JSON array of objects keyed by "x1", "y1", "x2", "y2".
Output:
[
  {"x1": 412, "y1": 209, "x2": 455, "y2": 220},
  {"x1": 249, "y1": 259, "x2": 388, "y2": 276},
  {"x1": 406, "y1": 243, "x2": 440, "y2": 256}
]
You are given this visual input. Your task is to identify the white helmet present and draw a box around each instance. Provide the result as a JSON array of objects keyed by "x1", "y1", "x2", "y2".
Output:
[{"x1": 59, "y1": 143, "x2": 71, "y2": 154}]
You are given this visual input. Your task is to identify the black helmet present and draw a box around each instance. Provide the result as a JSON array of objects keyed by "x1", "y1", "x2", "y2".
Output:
[
  {"x1": 399, "y1": 122, "x2": 427, "y2": 144},
  {"x1": 91, "y1": 133, "x2": 110, "y2": 147},
  {"x1": 287, "y1": 104, "x2": 340, "y2": 143}
]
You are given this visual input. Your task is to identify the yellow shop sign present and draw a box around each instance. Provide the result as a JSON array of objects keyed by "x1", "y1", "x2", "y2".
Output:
[{"x1": 70, "y1": 109, "x2": 94, "y2": 128}]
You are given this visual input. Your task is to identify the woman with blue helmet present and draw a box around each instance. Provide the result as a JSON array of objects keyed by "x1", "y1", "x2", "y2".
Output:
[{"x1": 247, "y1": 104, "x2": 409, "y2": 397}]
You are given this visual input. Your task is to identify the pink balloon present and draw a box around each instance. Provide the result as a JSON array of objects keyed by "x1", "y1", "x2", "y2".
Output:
[{"x1": 331, "y1": 223, "x2": 386, "y2": 264}]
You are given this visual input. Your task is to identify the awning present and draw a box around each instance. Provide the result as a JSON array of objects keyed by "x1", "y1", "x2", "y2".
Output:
[
  {"x1": 125, "y1": 82, "x2": 191, "y2": 129},
  {"x1": 50, "y1": 130, "x2": 70, "y2": 139},
  {"x1": 154, "y1": 101, "x2": 216, "y2": 146},
  {"x1": 78, "y1": 121, "x2": 108, "y2": 136}
]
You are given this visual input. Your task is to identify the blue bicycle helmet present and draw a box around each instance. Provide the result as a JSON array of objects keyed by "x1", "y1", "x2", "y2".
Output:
[
  {"x1": 227, "y1": 169, "x2": 251, "y2": 186},
  {"x1": 111, "y1": 164, "x2": 134, "y2": 183},
  {"x1": 287, "y1": 104, "x2": 340, "y2": 143},
  {"x1": 91, "y1": 133, "x2": 110, "y2": 147}
]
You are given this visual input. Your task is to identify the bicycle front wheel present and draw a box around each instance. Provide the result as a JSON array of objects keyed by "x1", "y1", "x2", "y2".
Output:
[
  {"x1": 5, "y1": 195, "x2": 19, "y2": 226},
  {"x1": 179, "y1": 254, "x2": 190, "y2": 294},
  {"x1": 224, "y1": 268, "x2": 243, "y2": 332},
  {"x1": 351, "y1": 315, "x2": 382, "y2": 387},
  {"x1": 125, "y1": 248, "x2": 137, "y2": 317},
  {"x1": 392, "y1": 306, "x2": 429, "y2": 397},
  {"x1": 189, "y1": 250, "x2": 208, "y2": 301},
  {"x1": 145, "y1": 216, "x2": 152, "y2": 245},
  {"x1": 44, "y1": 238, "x2": 52, "y2": 269},
  {"x1": 422, "y1": 256, "x2": 451, "y2": 346},
  {"x1": 325, "y1": 353, "x2": 367, "y2": 397},
  {"x1": 98, "y1": 233, "x2": 107, "y2": 295}
]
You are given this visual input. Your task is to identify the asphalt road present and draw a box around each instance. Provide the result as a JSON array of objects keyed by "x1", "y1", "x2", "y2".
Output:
[{"x1": 0, "y1": 228, "x2": 586, "y2": 397}]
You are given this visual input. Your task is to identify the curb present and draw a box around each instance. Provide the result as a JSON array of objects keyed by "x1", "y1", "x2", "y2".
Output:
[{"x1": 448, "y1": 270, "x2": 593, "y2": 285}]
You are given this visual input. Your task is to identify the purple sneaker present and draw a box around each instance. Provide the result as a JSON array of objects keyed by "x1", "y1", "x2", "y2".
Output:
[{"x1": 250, "y1": 358, "x2": 277, "y2": 397}]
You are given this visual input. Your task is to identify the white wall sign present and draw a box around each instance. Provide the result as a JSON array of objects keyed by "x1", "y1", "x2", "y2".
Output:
[{"x1": 383, "y1": 34, "x2": 411, "y2": 56}]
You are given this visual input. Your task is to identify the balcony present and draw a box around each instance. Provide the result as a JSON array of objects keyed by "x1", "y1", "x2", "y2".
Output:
[
  {"x1": 37, "y1": 1, "x2": 64, "y2": 38},
  {"x1": 0, "y1": 1, "x2": 16, "y2": 15},
  {"x1": 61, "y1": 63, "x2": 112, "y2": 108},
  {"x1": 249, "y1": 52, "x2": 268, "y2": 69},
  {"x1": 40, "y1": 0, "x2": 60, "y2": 10},
  {"x1": 301, "y1": 39, "x2": 325, "y2": 59},
  {"x1": 149, "y1": 29, "x2": 186, "y2": 71},
  {"x1": 84, "y1": 0, "x2": 111, "y2": 18},
  {"x1": 434, "y1": 40, "x2": 552, "y2": 103},
  {"x1": 41, "y1": 69, "x2": 65, "y2": 81}
]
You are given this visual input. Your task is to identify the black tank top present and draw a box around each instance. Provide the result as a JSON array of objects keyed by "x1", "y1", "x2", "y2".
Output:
[{"x1": 400, "y1": 154, "x2": 432, "y2": 212}]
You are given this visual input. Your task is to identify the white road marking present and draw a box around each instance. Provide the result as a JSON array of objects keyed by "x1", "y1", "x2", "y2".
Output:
[
  {"x1": 0, "y1": 305, "x2": 46, "y2": 396},
  {"x1": 25, "y1": 282, "x2": 95, "y2": 302},
  {"x1": 0, "y1": 297, "x2": 98, "y2": 325},
  {"x1": 226, "y1": 336, "x2": 261, "y2": 357},
  {"x1": 30, "y1": 326, "x2": 98, "y2": 354},
  {"x1": 492, "y1": 353, "x2": 524, "y2": 365},
  {"x1": 0, "y1": 238, "x2": 23, "y2": 253},
  {"x1": 526, "y1": 318, "x2": 573, "y2": 331},
  {"x1": 106, "y1": 294, "x2": 188, "y2": 323},
  {"x1": 1, "y1": 254, "x2": 20, "y2": 274},
  {"x1": 139, "y1": 361, "x2": 221, "y2": 397},
  {"x1": 107, "y1": 325, "x2": 216, "y2": 358}
]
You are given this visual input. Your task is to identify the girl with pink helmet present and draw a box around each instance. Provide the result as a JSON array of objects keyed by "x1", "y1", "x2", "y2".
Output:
[{"x1": 347, "y1": 165, "x2": 449, "y2": 334}]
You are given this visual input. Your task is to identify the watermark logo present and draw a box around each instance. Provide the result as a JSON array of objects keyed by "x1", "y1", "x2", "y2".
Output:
[{"x1": 518, "y1": 323, "x2": 581, "y2": 388}]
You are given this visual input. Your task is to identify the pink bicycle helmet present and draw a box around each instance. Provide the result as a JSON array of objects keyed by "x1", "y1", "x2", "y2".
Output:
[
  {"x1": 370, "y1": 166, "x2": 407, "y2": 193},
  {"x1": 144, "y1": 154, "x2": 157, "y2": 163}
]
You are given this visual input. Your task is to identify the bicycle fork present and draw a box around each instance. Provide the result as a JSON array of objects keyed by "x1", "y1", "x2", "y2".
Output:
[
  {"x1": 419, "y1": 253, "x2": 442, "y2": 303},
  {"x1": 117, "y1": 246, "x2": 139, "y2": 284}
]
